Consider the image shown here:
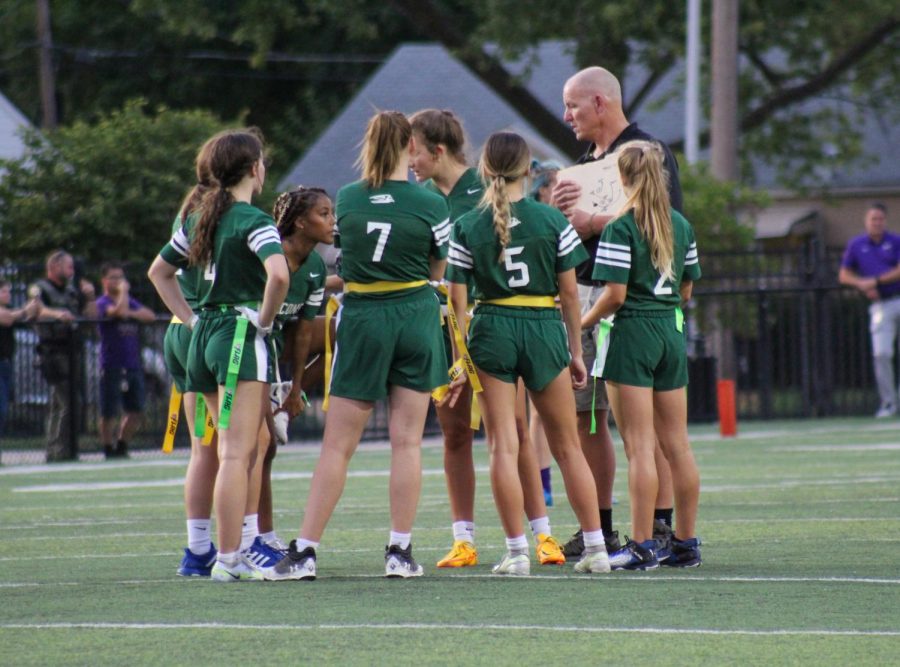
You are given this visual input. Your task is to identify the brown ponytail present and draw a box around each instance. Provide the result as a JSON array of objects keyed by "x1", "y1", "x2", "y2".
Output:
[
  {"x1": 477, "y1": 132, "x2": 530, "y2": 260},
  {"x1": 187, "y1": 129, "x2": 264, "y2": 267},
  {"x1": 355, "y1": 111, "x2": 411, "y2": 189},
  {"x1": 409, "y1": 109, "x2": 467, "y2": 165}
]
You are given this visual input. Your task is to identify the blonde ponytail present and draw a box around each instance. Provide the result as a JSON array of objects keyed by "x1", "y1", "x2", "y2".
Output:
[
  {"x1": 617, "y1": 141, "x2": 674, "y2": 281},
  {"x1": 477, "y1": 132, "x2": 530, "y2": 261},
  {"x1": 355, "y1": 111, "x2": 411, "y2": 189}
]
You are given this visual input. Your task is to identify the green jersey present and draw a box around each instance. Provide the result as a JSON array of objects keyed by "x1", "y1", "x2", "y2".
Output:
[
  {"x1": 271, "y1": 250, "x2": 325, "y2": 354},
  {"x1": 591, "y1": 209, "x2": 701, "y2": 313},
  {"x1": 423, "y1": 167, "x2": 483, "y2": 223},
  {"x1": 446, "y1": 198, "x2": 588, "y2": 301},
  {"x1": 335, "y1": 180, "x2": 450, "y2": 296},
  {"x1": 160, "y1": 201, "x2": 284, "y2": 307},
  {"x1": 170, "y1": 214, "x2": 204, "y2": 311}
]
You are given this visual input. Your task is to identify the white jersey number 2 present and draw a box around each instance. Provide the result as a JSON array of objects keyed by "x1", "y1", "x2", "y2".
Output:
[
  {"x1": 653, "y1": 273, "x2": 673, "y2": 296},
  {"x1": 367, "y1": 222, "x2": 392, "y2": 262},
  {"x1": 504, "y1": 246, "x2": 530, "y2": 288}
]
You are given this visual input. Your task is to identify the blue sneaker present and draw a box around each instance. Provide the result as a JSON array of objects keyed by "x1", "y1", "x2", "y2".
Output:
[
  {"x1": 653, "y1": 519, "x2": 673, "y2": 563},
  {"x1": 662, "y1": 536, "x2": 702, "y2": 568},
  {"x1": 244, "y1": 536, "x2": 283, "y2": 569},
  {"x1": 609, "y1": 539, "x2": 659, "y2": 571},
  {"x1": 177, "y1": 545, "x2": 217, "y2": 577}
]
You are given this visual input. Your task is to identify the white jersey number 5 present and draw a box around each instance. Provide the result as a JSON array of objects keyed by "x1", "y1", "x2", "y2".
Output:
[
  {"x1": 504, "y1": 246, "x2": 530, "y2": 288},
  {"x1": 367, "y1": 222, "x2": 392, "y2": 262}
]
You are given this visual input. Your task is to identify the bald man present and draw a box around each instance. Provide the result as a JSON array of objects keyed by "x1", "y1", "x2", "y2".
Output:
[{"x1": 550, "y1": 66, "x2": 684, "y2": 563}]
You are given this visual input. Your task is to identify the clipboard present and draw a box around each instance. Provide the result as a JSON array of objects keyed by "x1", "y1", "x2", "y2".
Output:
[{"x1": 556, "y1": 155, "x2": 628, "y2": 216}]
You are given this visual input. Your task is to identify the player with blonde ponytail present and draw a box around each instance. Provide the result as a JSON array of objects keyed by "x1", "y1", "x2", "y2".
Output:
[
  {"x1": 444, "y1": 131, "x2": 610, "y2": 575},
  {"x1": 582, "y1": 139, "x2": 702, "y2": 570}
]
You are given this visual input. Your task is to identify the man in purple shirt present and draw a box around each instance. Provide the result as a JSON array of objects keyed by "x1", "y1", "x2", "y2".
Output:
[
  {"x1": 96, "y1": 262, "x2": 156, "y2": 458},
  {"x1": 839, "y1": 203, "x2": 900, "y2": 417}
]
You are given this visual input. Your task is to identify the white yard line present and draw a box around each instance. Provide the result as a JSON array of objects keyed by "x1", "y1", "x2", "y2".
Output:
[{"x1": 0, "y1": 621, "x2": 898, "y2": 637}]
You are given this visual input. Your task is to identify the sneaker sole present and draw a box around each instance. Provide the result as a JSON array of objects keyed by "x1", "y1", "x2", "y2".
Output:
[
  {"x1": 177, "y1": 569, "x2": 211, "y2": 577},
  {"x1": 385, "y1": 570, "x2": 423, "y2": 578},
  {"x1": 436, "y1": 560, "x2": 478, "y2": 568}
]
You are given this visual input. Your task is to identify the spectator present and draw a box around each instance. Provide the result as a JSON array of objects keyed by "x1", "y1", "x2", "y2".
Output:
[
  {"x1": 0, "y1": 280, "x2": 39, "y2": 438},
  {"x1": 839, "y1": 203, "x2": 900, "y2": 417},
  {"x1": 96, "y1": 262, "x2": 156, "y2": 458},
  {"x1": 32, "y1": 250, "x2": 97, "y2": 462}
]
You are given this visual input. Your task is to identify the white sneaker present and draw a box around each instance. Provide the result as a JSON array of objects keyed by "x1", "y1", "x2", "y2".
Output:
[
  {"x1": 875, "y1": 405, "x2": 897, "y2": 418},
  {"x1": 265, "y1": 543, "x2": 317, "y2": 581},
  {"x1": 492, "y1": 551, "x2": 530, "y2": 576},
  {"x1": 384, "y1": 544, "x2": 424, "y2": 578},
  {"x1": 574, "y1": 548, "x2": 611, "y2": 573},
  {"x1": 210, "y1": 555, "x2": 264, "y2": 582}
]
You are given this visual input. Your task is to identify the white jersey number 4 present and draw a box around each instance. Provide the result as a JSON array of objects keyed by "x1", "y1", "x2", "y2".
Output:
[{"x1": 367, "y1": 221, "x2": 392, "y2": 262}]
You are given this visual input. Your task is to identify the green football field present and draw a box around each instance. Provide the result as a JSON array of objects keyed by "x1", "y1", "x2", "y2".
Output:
[{"x1": 1, "y1": 417, "x2": 899, "y2": 666}]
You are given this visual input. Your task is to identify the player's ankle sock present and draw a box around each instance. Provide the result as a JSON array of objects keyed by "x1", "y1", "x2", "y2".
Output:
[
  {"x1": 452, "y1": 521, "x2": 475, "y2": 543},
  {"x1": 583, "y1": 529, "x2": 605, "y2": 550},
  {"x1": 600, "y1": 508, "x2": 614, "y2": 536},
  {"x1": 654, "y1": 508, "x2": 673, "y2": 528},
  {"x1": 241, "y1": 514, "x2": 259, "y2": 551},
  {"x1": 186, "y1": 519, "x2": 212, "y2": 555},
  {"x1": 540, "y1": 467, "x2": 552, "y2": 494},
  {"x1": 529, "y1": 516, "x2": 551, "y2": 538},
  {"x1": 294, "y1": 537, "x2": 318, "y2": 552},
  {"x1": 506, "y1": 534, "x2": 529, "y2": 555},
  {"x1": 388, "y1": 531, "x2": 411, "y2": 549}
]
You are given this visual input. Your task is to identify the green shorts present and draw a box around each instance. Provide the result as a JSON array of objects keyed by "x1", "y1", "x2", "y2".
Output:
[
  {"x1": 601, "y1": 310, "x2": 688, "y2": 390},
  {"x1": 186, "y1": 309, "x2": 276, "y2": 394},
  {"x1": 330, "y1": 289, "x2": 446, "y2": 402},
  {"x1": 163, "y1": 320, "x2": 193, "y2": 393},
  {"x1": 468, "y1": 304, "x2": 569, "y2": 392}
]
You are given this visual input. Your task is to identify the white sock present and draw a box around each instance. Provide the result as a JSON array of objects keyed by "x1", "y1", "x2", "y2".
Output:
[
  {"x1": 529, "y1": 516, "x2": 551, "y2": 538},
  {"x1": 452, "y1": 521, "x2": 475, "y2": 543},
  {"x1": 258, "y1": 530, "x2": 278, "y2": 546},
  {"x1": 217, "y1": 550, "x2": 240, "y2": 566},
  {"x1": 583, "y1": 529, "x2": 606, "y2": 550},
  {"x1": 186, "y1": 518, "x2": 212, "y2": 555},
  {"x1": 241, "y1": 514, "x2": 259, "y2": 552},
  {"x1": 295, "y1": 538, "x2": 319, "y2": 552},
  {"x1": 506, "y1": 534, "x2": 529, "y2": 554},
  {"x1": 389, "y1": 531, "x2": 411, "y2": 549}
]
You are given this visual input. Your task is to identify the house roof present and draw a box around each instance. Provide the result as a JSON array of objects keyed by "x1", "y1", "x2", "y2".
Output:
[
  {"x1": 0, "y1": 92, "x2": 32, "y2": 162},
  {"x1": 280, "y1": 40, "x2": 900, "y2": 197}
]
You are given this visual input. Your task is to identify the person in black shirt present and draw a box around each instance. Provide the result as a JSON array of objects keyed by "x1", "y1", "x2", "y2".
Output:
[
  {"x1": 0, "y1": 280, "x2": 39, "y2": 440},
  {"x1": 550, "y1": 66, "x2": 683, "y2": 562},
  {"x1": 31, "y1": 250, "x2": 97, "y2": 462}
]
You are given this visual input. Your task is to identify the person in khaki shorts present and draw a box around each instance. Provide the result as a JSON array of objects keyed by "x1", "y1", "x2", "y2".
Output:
[
  {"x1": 444, "y1": 131, "x2": 611, "y2": 576},
  {"x1": 582, "y1": 140, "x2": 702, "y2": 571}
]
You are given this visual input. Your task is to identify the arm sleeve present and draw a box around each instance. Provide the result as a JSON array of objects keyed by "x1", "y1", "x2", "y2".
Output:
[
  {"x1": 840, "y1": 241, "x2": 857, "y2": 270},
  {"x1": 683, "y1": 225, "x2": 702, "y2": 282},
  {"x1": 429, "y1": 199, "x2": 451, "y2": 259},
  {"x1": 159, "y1": 225, "x2": 191, "y2": 268},
  {"x1": 592, "y1": 221, "x2": 632, "y2": 284},
  {"x1": 300, "y1": 257, "x2": 326, "y2": 320},
  {"x1": 245, "y1": 215, "x2": 283, "y2": 261},
  {"x1": 445, "y1": 225, "x2": 473, "y2": 284},
  {"x1": 555, "y1": 212, "x2": 589, "y2": 272}
]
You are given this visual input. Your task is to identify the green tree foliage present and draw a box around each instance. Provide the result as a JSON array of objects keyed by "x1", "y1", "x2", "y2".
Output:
[{"x1": 0, "y1": 100, "x2": 228, "y2": 266}]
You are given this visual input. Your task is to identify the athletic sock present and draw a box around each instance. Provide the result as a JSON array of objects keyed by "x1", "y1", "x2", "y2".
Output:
[
  {"x1": 452, "y1": 521, "x2": 475, "y2": 544},
  {"x1": 389, "y1": 531, "x2": 411, "y2": 549},
  {"x1": 600, "y1": 508, "x2": 614, "y2": 536},
  {"x1": 582, "y1": 529, "x2": 606, "y2": 551},
  {"x1": 258, "y1": 530, "x2": 278, "y2": 546},
  {"x1": 186, "y1": 519, "x2": 212, "y2": 555},
  {"x1": 655, "y1": 508, "x2": 674, "y2": 528},
  {"x1": 217, "y1": 550, "x2": 240, "y2": 566},
  {"x1": 540, "y1": 466, "x2": 552, "y2": 494},
  {"x1": 241, "y1": 513, "x2": 259, "y2": 552},
  {"x1": 529, "y1": 516, "x2": 551, "y2": 538},
  {"x1": 506, "y1": 534, "x2": 529, "y2": 555},
  {"x1": 294, "y1": 538, "x2": 319, "y2": 552}
]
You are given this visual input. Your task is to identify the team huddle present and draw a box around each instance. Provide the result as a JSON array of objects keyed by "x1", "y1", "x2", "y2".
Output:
[{"x1": 149, "y1": 66, "x2": 702, "y2": 582}]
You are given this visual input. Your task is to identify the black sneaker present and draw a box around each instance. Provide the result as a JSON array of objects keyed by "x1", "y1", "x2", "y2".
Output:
[
  {"x1": 609, "y1": 538, "x2": 660, "y2": 571},
  {"x1": 562, "y1": 529, "x2": 584, "y2": 561},
  {"x1": 662, "y1": 536, "x2": 702, "y2": 568},
  {"x1": 264, "y1": 541, "x2": 317, "y2": 581},
  {"x1": 384, "y1": 544, "x2": 423, "y2": 578},
  {"x1": 652, "y1": 519, "x2": 673, "y2": 562},
  {"x1": 605, "y1": 529, "x2": 622, "y2": 554}
]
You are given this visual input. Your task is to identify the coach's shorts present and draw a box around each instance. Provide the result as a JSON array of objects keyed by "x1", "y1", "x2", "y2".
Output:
[
  {"x1": 602, "y1": 310, "x2": 688, "y2": 391},
  {"x1": 99, "y1": 367, "x2": 146, "y2": 417},
  {"x1": 163, "y1": 320, "x2": 192, "y2": 393},
  {"x1": 468, "y1": 304, "x2": 569, "y2": 392},
  {"x1": 575, "y1": 284, "x2": 609, "y2": 412},
  {"x1": 330, "y1": 288, "x2": 446, "y2": 402},
  {"x1": 187, "y1": 310, "x2": 276, "y2": 394}
]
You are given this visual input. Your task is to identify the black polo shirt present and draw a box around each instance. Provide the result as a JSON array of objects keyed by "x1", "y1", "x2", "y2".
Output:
[{"x1": 575, "y1": 123, "x2": 683, "y2": 285}]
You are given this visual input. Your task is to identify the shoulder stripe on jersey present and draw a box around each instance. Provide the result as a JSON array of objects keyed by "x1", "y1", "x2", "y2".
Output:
[
  {"x1": 170, "y1": 228, "x2": 190, "y2": 257},
  {"x1": 248, "y1": 229, "x2": 282, "y2": 254},
  {"x1": 598, "y1": 240, "x2": 631, "y2": 252},
  {"x1": 596, "y1": 247, "x2": 631, "y2": 263},
  {"x1": 597, "y1": 258, "x2": 631, "y2": 270},
  {"x1": 248, "y1": 225, "x2": 279, "y2": 243},
  {"x1": 433, "y1": 219, "x2": 451, "y2": 245},
  {"x1": 448, "y1": 250, "x2": 473, "y2": 268},
  {"x1": 449, "y1": 239, "x2": 473, "y2": 258},
  {"x1": 305, "y1": 289, "x2": 325, "y2": 306},
  {"x1": 684, "y1": 257, "x2": 699, "y2": 266},
  {"x1": 558, "y1": 235, "x2": 582, "y2": 257}
]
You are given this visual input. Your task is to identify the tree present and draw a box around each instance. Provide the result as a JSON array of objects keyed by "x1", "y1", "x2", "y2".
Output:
[{"x1": 0, "y1": 100, "x2": 228, "y2": 267}]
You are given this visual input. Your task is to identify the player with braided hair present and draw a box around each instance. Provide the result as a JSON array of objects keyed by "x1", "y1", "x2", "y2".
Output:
[{"x1": 444, "y1": 132, "x2": 610, "y2": 575}]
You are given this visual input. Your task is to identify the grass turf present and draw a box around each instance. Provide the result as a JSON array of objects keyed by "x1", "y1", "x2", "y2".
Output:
[{"x1": 1, "y1": 417, "x2": 899, "y2": 665}]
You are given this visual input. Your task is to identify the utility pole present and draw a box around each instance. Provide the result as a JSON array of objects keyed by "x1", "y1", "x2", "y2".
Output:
[
  {"x1": 710, "y1": 0, "x2": 738, "y2": 180},
  {"x1": 685, "y1": 0, "x2": 701, "y2": 164},
  {"x1": 36, "y1": 0, "x2": 57, "y2": 129}
]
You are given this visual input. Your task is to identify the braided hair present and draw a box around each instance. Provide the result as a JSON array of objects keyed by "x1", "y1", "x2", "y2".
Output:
[{"x1": 273, "y1": 186, "x2": 329, "y2": 238}]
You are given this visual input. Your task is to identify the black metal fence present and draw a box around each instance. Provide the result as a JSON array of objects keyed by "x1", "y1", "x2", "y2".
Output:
[{"x1": 0, "y1": 244, "x2": 882, "y2": 464}]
